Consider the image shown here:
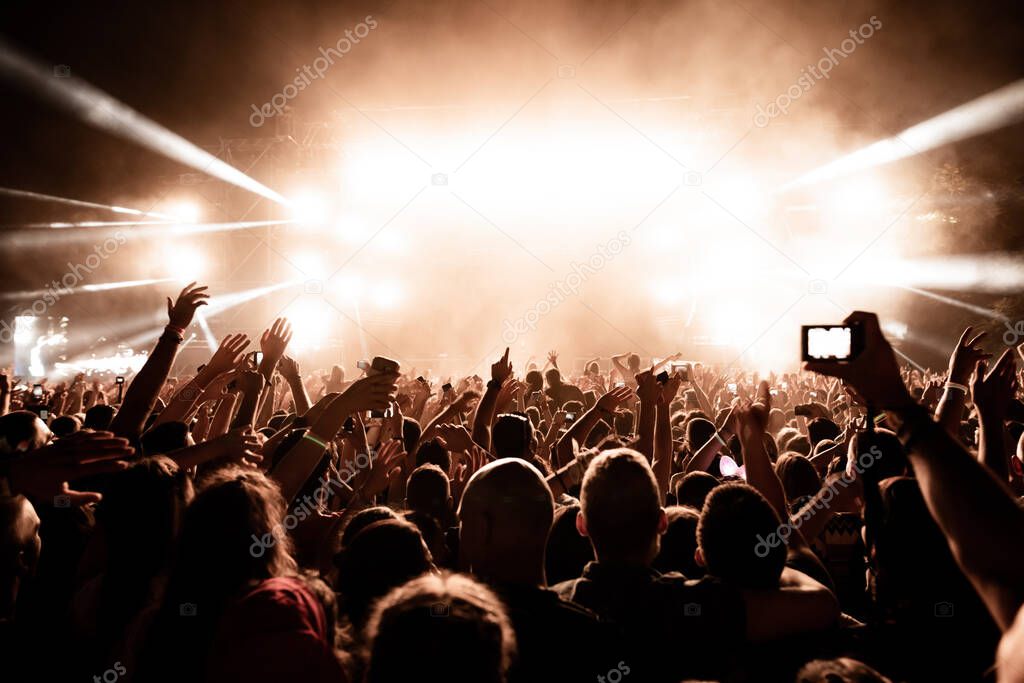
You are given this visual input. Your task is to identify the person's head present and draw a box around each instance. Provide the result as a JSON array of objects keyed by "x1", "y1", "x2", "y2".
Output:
[
  {"x1": 545, "y1": 503, "x2": 595, "y2": 584},
  {"x1": 406, "y1": 464, "x2": 452, "y2": 523},
  {"x1": 684, "y1": 417, "x2": 716, "y2": 453},
  {"x1": 697, "y1": 482, "x2": 786, "y2": 589},
  {"x1": 774, "y1": 453, "x2": 822, "y2": 504},
  {"x1": 786, "y1": 435, "x2": 811, "y2": 456},
  {"x1": 339, "y1": 506, "x2": 401, "y2": 550},
  {"x1": 544, "y1": 368, "x2": 562, "y2": 388},
  {"x1": 335, "y1": 518, "x2": 433, "y2": 629},
  {"x1": 796, "y1": 657, "x2": 892, "y2": 683},
  {"x1": 653, "y1": 506, "x2": 702, "y2": 578},
  {"x1": 626, "y1": 353, "x2": 640, "y2": 373},
  {"x1": 491, "y1": 413, "x2": 535, "y2": 460},
  {"x1": 0, "y1": 495, "x2": 42, "y2": 586},
  {"x1": 364, "y1": 572, "x2": 516, "y2": 683},
  {"x1": 49, "y1": 414, "x2": 81, "y2": 438},
  {"x1": 415, "y1": 438, "x2": 451, "y2": 471},
  {"x1": 140, "y1": 421, "x2": 193, "y2": 456},
  {"x1": 777, "y1": 427, "x2": 800, "y2": 450},
  {"x1": 673, "y1": 471, "x2": 720, "y2": 509},
  {"x1": 525, "y1": 370, "x2": 543, "y2": 394},
  {"x1": 97, "y1": 456, "x2": 194, "y2": 577},
  {"x1": 171, "y1": 467, "x2": 296, "y2": 601},
  {"x1": 578, "y1": 448, "x2": 666, "y2": 565},
  {"x1": 807, "y1": 418, "x2": 841, "y2": 447},
  {"x1": 767, "y1": 408, "x2": 786, "y2": 434},
  {"x1": 0, "y1": 411, "x2": 50, "y2": 454},
  {"x1": 586, "y1": 361, "x2": 600, "y2": 376},
  {"x1": 84, "y1": 404, "x2": 116, "y2": 431},
  {"x1": 459, "y1": 459, "x2": 553, "y2": 583},
  {"x1": 849, "y1": 429, "x2": 906, "y2": 481},
  {"x1": 613, "y1": 410, "x2": 634, "y2": 437}
]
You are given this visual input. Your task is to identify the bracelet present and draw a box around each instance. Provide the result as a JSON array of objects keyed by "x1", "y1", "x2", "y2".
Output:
[
  {"x1": 162, "y1": 325, "x2": 185, "y2": 343},
  {"x1": 944, "y1": 381, "x2": 968, "y2": 393},
  {"x1": 302, "y1": 432, "x2": 329, "y2": 450}
]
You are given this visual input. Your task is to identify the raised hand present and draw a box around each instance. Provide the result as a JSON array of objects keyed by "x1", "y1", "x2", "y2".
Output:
[
  {"x1": 9, "y1": 431, "x2": 134, "y2": 505},
  {"x1": 949, "y1": 326, "x2": 992, "y2": 385},
  {"x1": 491, "y1": 347, "x2": 513, "y2": 383},
  {"x1": 972, "y1": 349, "x2": 1018, "y2": 422},
  {"x1": 634, "y1": 369, "x2": 660, "y2": 405},
  {"x1": 359, "y1": 439, "x2": 406, "y2": 498},
  {"x1": 597, "y1": 384, "x2": 633, "y2": 413},
  {"x1": 436, "y1": 423, "x2": 475, "y2": 452},
  {"x1": 204, "y1": 333, "x2": 250, "y2": 378},
  {"x1": 804, "y1": 311, "x2": 912, "y2": 410},
  {"x1": 451, "y1": 389, "x2": 481, "y2": 414},
  {"x1": 215, "y1": 427, "x2": 265, "y2": 468},
  {"x1": 260, "y1": 318, "x2": 293, "y2": 365},
  {"x1": 166, "y1": 282, "x2": 209, "y2": 329},
  {"x1": 341, "y1": 372, "x2": 400, "y2": 413}
]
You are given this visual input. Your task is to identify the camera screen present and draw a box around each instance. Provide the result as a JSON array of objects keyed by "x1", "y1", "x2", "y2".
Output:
[{"x1": 805, "y1": 326, "x2": 852, "y2": 360}]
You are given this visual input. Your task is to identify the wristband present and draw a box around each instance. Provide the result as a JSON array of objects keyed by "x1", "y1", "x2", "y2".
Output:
[
  {"x1": 944, "y1": 381, "x2": 968, "y2": 393},
  {"x1": 302, "y1": 432, "x2": 329, "y2": 450},
  {"x1": 163, "y1": 325, "x2": 185, "y2": 343},
  {"x1": 486, "y1": 379, "x2": 503, "y2": 391}
]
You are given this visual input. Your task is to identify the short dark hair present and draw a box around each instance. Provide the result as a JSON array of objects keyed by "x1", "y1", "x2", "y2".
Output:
[
  {"x1": 654, "y1": 505, "x2": 702, "y2": 578},
  {"x1": 140, "y1": 421, "x2": 190, "y2": 456},
  {"x1": 406, "y1": 464, "x2": 450, "y2": 520},
  {"x1": 580, "y1": 449, "x2": 661, "y2": 560},
  {"x1": 415, "y1": 438, "x2": 451, "y2": 471},
  {"x1": 84, "y1": 404, "x2": 117, "y2": 431},
  {"x1": 807, "y1": 418, "x2": 841, "y2": 447},
  {"x1": 698, "y1": 482, "x2": 786, "y2": 589},
  {"x1": 491, "y1": 413, "x2": 533, "y2": 460},
  {"x1": 674, "y1": 471, "x2": 719, "y2": 509},
  {"x1": 49, "y1": 414, "x2": 82, "y2": 438}
]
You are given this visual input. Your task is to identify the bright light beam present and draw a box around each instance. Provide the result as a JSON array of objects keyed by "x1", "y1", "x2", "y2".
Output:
[
  {"x1": 0, "y1": 277, "x2": 176, "y2": 301},
  {"x1": 782, "y1": 79, "x2": 1024, "y2": 190},
  {"x1": 0, "y1": 40, "x2": 290, "y2": 206},
  {"x1": 3, "y1": 219, "x2": 296, "y2": 248},
  {"x1": 0, "y1": 186, "x2": 177, "y2": 219},
  {"x1": 898, "y1": 285, "x2": 1009, "y2": 322}
]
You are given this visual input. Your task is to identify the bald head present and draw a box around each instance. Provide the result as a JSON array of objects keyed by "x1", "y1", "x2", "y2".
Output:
[{"x1": 458, "y1": 459, "x2": 554, "y2": 583}]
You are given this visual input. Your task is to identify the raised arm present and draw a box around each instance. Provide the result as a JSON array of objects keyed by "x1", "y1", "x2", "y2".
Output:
[
  {"x1": 554, "y1": 385, "x2": 632, "y2": 467},
  {"x1": 110, "y1": 283, "x2": 209, "y2": 441},
  {"x1": 807, "y1": 311, "x2": 1024, "y2": 631},
  {"x1": 936, "y1": 326, "x2": 989, "y2": 434},
  {"x1": 971, "y1": 349, "x2": 1018, "y2": 480},
  {"x1": 471, "y1": 347, "x2": 512, "y2": 450},
  {"x1": 155, "y1": 333, "x2": 249, "y2": 427}
]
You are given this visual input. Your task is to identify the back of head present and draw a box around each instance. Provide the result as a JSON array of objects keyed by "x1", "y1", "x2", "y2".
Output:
[
  {"x1": 415, "y1": 438, "x2": 451, "y2": 471},
  {"x1": 674, "y1": 471, "x2": 719, "y2": 509},
  {"x1": 685, "y1": 417, "x2": 715, "y2": 451},
  {"x1": 406, "y1": 464, "x2": 451, "y2": 520},
  {"x1": 492, "y1": 413, "x2": 533, "y2": 460},
  {"x1": 85, "y1": 404, "x2": 117, "y2": 431},
  {"x1": 774, "y1": 453, "x2": 822, "y2": 504},
  {"x1": 336, "y1": 518, "x2": 432, "y2": 629},
  {"x1": 141, "y1": 421, "x2": 190, "y2": 456},
  {"x1": 337, "y1": 506, "x2": 400, "y2": 554},
  {"x1": 459, "y1": 459, "x2": 553, "y2": 570},
  {"x1": 173, "y1": 467, "x2": 295, "y2": 599},
  {"x1": 365, "y1": 572, "x2": 516, "y2": 683},
  {"x1": 580, "y1": 448, "x2": 661, "y2": 562},
  {"x1": 698, "y1": 482, "x2": 786, "y2": 589},
  {"x1": 807, "y1": 418, "x2": 841, "y2": 447},
  {"x1": 0, "y1": 410, "x2": 48, "y2": 454},
  {"x1": 796, "y1": 657, "x2": 892, "y2": 683},
  {"x1": 545, "y1": 503, "x2": 594, "y2": 584},
  {"x1": 787, "y1": 435, "x2": 811, "y2": 456},
  {"x1": 653, "y1": 506, "x2": 702, "y2": 578},
  {"x1": 49, "y1": 414, "x2": 81, "y2": 438}
]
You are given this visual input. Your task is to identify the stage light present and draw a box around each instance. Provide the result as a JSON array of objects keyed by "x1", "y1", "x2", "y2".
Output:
[
  {"x1": 331, "y1": 272, "x2": 364, "y2": 301},
  {"x1": 164, "y1": 199, "x2": 202, "y2": 223},
  {"x1": 0, "y1": 39, "x2": 290, "y2": 205},
  {"x1": 12, "y1": 315, "x2": 36, "y2": 345},
  {"x1": 371, "y1": 280, "x2": 405, "y2": 309},
  {"x1": 288, "y1": 249, "x2": 329, "y2": 281},
  {"x1": 164, "y1": 245, "x2": 206, "y2": 282},
  {"x1": 782, "y1": 79, "x2": 1024, "y2": 189},
  {"x1": 822, "y1": 176, "x2": 887, "y2": 217},
  {"x1": 282, "y1": 298, "x2": 331, "y2": 350},
  {"x1": 289, "y1": 190, "x2": 330, "y2": 227}
]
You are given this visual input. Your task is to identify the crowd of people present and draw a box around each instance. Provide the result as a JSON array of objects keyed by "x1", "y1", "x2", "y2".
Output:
[{"x1": 2, "y1": 281, "x2": 1024, "y2": 682}]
